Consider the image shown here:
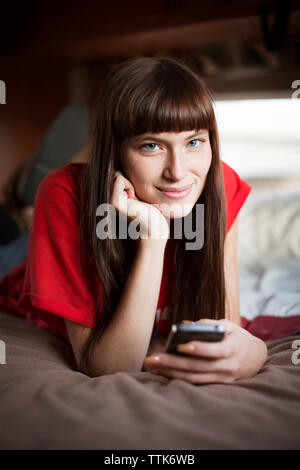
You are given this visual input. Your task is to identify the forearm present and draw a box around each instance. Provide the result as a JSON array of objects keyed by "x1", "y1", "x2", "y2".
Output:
[
  {"x1": 253, "y1": 335, "x2": 268, "y2": 368},
  {"x1": 146, "y1": 333, "x2": 167, "y2": 356},
  {"x1": 88, "y1": 240, "x2": 167, "y2": 376},
  {"x1": 225, "y1": 295, "x2": 241, "y2": 326}
]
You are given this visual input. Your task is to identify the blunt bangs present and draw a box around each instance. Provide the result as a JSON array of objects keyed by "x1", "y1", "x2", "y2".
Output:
[{"x1": 111, "y1": 59, "x2": 216, "y2": 142}]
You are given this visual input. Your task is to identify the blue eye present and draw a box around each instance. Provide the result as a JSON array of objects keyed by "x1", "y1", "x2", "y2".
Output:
[
  {"x1": 142, "y1": 143, "x2": 159, "y2": 151},
  {"x1": 188, "y1": 139, "x2": 201, "y2": 147}
]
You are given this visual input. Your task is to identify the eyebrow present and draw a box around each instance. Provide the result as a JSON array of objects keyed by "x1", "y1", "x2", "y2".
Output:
[{"x1": 136, "y1": 130, "x2": 207, "y2": 143}]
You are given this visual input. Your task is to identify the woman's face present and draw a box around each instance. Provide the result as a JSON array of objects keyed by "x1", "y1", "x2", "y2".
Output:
[{"x1": 119, "y1": 129, "x2": 212, "y2": 219}]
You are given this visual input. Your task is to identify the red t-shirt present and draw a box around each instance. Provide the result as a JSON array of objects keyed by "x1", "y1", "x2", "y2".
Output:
[{"x1": 0, "y1": 162, "x2": 251, "y2": 342}]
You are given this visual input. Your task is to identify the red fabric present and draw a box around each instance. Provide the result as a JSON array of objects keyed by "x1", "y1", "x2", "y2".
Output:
[
  {"x1": 0, "y1": 162, "x2": 251, "y2": 342},
  {"x1": 241, "y1": 316, "x2": 300, "y2": 341}
]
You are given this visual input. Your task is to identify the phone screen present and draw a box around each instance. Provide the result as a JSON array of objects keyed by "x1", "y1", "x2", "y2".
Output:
[{"x1": 164, "y1": 323, "x2": 225, "y2": 355}]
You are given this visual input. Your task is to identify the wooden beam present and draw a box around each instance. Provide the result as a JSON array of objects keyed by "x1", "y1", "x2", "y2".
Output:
[
  {"x1": 22, "y1": 10, "x2": 300, "y2": 63},
  {"x1": 208, "y1": 66, "x2": 300, "y2": 99}
]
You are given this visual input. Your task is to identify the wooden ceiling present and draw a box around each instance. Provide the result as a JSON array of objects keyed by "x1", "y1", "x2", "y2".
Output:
[
  {"x1": 1, "y1": 0, "x2": 300, "y2": 100},
  {"x1": 1, "y1": 0, "x2": 300, "y2": 62},
  {"x1": 0, "y1": 0, "x2": 299, "y2": 190}
]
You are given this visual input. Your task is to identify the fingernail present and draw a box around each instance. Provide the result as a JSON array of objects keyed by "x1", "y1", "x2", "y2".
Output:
[
  {"x1": 145, "y1": 355, "x2": 160, "y2": 363},
  {"x1": 152, "y1": 356, "x2": 160, "y2": 362}
]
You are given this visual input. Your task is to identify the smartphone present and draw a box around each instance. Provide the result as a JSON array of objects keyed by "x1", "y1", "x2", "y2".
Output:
[{"x1": 164, "y1": 323, "x2": 225, "y2": 355}]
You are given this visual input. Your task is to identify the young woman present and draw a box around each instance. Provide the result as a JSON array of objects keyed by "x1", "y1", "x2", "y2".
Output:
[{"x1": 0, "y1": 55, "x2": 267, "y2": 382}]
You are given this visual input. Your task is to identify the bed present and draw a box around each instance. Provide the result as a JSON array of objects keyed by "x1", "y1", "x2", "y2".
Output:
[{"x1": 0, "y1": 181, "x2": 300, "y2": 450}]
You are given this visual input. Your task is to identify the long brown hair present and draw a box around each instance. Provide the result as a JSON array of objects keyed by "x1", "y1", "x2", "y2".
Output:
[{"x1": 78, "y1": 55, "x2": 226, "y2": 375}]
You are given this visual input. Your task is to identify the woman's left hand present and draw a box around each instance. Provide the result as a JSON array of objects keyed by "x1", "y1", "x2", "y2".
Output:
[{"x1": 143, "y1": 318, "x2": 268, "y2": 384}]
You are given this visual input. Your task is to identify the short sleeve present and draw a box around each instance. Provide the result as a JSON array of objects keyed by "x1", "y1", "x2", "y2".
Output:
[
  {"x1": 17, "y1": 166, "x2": 102, "y2": 329},
  {"x1": 222, "y1": 161, "x2": 252, "y2": 234}
]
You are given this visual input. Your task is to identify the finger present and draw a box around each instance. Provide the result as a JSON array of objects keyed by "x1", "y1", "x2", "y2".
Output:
[
  {"x1": 195, "y1": 318, "x2": 237, "y2": 333},
  {"x1": 127, "y1": 187, "x2": 136, "y2": 199},
  {"x1": 149, "y1": 367, "x2": 231, "y2": 385},
  {"x1": 112, "y1": 174, "x2": 136, "y2": 207},
  {"x1": 176, "y1": 338, "x2": 232, "y2": 359},
  {"x1": 144, "y1": 352, "x2": 229, "y2": 373},
  {"x1": 114, "y1": 174, "x2": 132, "y2": 194},
  {"x1": 129, "y1": 190, "x2": 141, "y2": 201},
  {"x1": 120, "y1": 179, "x2": 138, "y2": 201},
  {"x1": 113, "y1": 170, "x2": 122, "y2": 179},
  {"x1": 195, "y1": 318, "x2": 225, "y2": 325}
]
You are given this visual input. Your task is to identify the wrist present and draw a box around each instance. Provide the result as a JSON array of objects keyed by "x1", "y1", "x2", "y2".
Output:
[
  {"x1": 138, "y1": 237, "x2": 168, "y2": 252},
  {"x1": 255, "y1": 336, "x2": 268, "y2": 366}
]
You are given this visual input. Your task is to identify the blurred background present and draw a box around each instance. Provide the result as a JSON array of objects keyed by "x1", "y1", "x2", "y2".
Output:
[
  {"x1": 0, "y1": 0, "x2": 300, "y2": 335},
  {"x1": 0, "y1": 0, "x2": 300, "y2": 238}
]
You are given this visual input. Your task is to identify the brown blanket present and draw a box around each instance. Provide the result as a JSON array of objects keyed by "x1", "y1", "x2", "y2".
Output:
[{"x1": 0, "y1": 310, "x2": 300, "y2": 450}]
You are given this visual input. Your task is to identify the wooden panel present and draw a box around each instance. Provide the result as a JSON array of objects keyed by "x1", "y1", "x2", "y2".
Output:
[{"x1": 0, "y1": 57, "x2": 69, "y2": 198}]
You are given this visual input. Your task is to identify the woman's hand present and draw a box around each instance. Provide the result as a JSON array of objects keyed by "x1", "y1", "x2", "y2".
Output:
[
  {"x1": 146, "y1": 333, "x2": 167, "y2": 357},
  {"x1": 143, "y1": 318, "x2": 268, "y2": 384},
  {"x1": 111, "y1": 170, "x2": 170, "y2": 241}
]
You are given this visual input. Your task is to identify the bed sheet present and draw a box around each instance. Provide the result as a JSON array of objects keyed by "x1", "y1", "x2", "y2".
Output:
[
  {"x1": 239, "y1": 257, "x2": 300, "y2": 340},
  {"x1": 0, "y1": 310, "x2": 299, "y2": 450}
]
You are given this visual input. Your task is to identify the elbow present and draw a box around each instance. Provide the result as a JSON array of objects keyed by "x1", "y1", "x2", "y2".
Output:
[
  {"x1": 77, "y1": 352, "x2": 108, "y2": 377},
  {"x1": 79, "y1": 361, "x2": 108, "y2": 378},
  {"x1": 76, "y1": 356, "x2": 102, "y2": 378},
  {"x1": 79, "y1": 362, "x2": 141, "y2": 377},
  {"x1": 78, "y1": 351, "x2": 145, "y2": 377},
  {"x1": 80, "y1": 365, "x2": 106, "y2": 378}
]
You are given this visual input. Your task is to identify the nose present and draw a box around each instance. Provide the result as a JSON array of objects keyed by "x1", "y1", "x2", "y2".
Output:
[{"x1": 162, "y1": 150, "x2": 187, "y2": 181}]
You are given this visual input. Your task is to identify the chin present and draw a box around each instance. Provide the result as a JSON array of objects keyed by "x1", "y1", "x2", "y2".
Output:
[{"x1": 156, "y1": 201, "x2": 195, "y2": 220}]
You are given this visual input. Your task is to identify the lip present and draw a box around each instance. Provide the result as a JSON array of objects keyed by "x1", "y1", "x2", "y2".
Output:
[
  {"x1": 157, "y1": 184, "x2": 193, "y2": 192},
  {"x1": 157, "y1": 184, "x2": 193, "y2": 199}
]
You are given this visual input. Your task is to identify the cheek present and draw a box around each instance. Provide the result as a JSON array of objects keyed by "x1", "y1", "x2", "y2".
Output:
[
  {"x1": 120, "y1": 147, "x2": 147, "y2": 180},
  {"x1": 130, "y1": 166, "x2": 151, "y2": 186},
  {"x1": 194, "y1": 161, "x2": 211, "y2": 178},
  {"x1": 121, "y1": 155, "x2": 145, "y2": 181},
  {"x1": 125, "y1": 164, "x2": 156, "y2": 198},
  {"x1": 129, "y1": 159, "x2": 159, "y2": 184},
  {"x1": 197, "y1": 149, "x2": 212, "y2": 175}
]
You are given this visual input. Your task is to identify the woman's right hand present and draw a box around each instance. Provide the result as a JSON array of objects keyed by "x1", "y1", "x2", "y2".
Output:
[{"x1": 110, "y1": 170, "x2": 170, "y2": 242}]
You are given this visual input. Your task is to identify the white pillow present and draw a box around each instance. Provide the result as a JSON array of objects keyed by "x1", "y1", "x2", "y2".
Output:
[{"x1": 238, "y1": 190, "x2": 300, "y2": 270}]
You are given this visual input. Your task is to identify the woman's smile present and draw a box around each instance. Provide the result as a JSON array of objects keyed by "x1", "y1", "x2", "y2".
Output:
[
  {"x1": 120, "y1": 129, "x2": 212, "y2": 218},
  {"x1": 156, "y1": 184, "x2": 194, "y2": 199}
]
